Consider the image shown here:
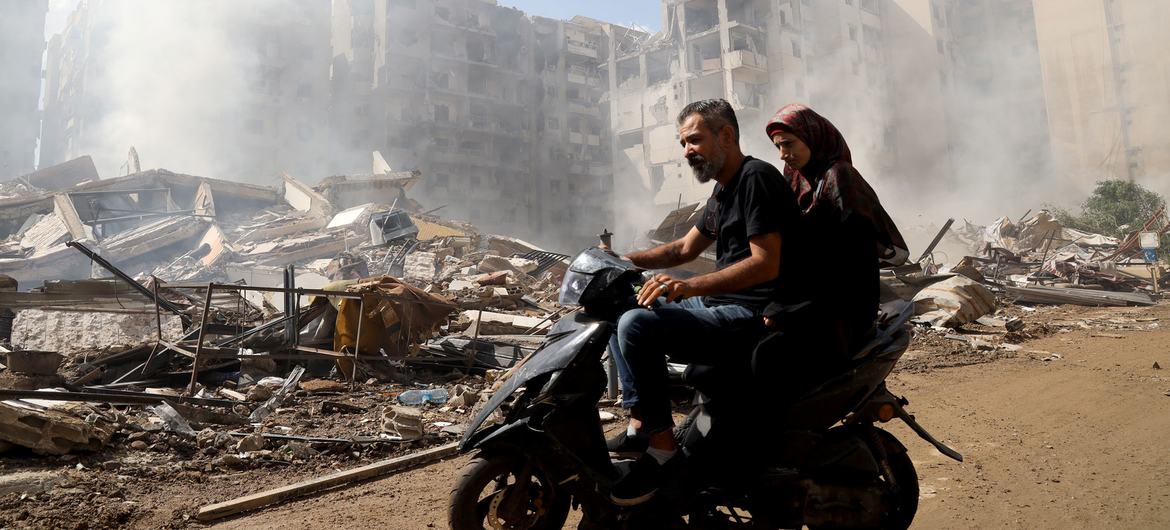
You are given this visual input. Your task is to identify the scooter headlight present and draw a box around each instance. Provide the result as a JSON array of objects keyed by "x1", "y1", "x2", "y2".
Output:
[{"x1": 558, "y1": 269, "x2": 592, "y2": 306}]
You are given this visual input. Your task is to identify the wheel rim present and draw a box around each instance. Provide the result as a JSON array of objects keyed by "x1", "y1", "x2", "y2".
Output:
[{"x1": 476, "y1": 471, "x2": 548, "y2": 530}]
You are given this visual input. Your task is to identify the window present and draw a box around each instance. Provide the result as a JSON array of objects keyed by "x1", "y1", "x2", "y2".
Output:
[
  {"x1": 433, "y1": 104, "x2": 450, "y2": 122},
  {"x1": 936, "y1": 39, "x2": 944, "y2": 54},
  {"x1": 795, "y1": 79, "x2": 804, "y2": 97},
  {"x1": 849, "y1": 24, "x2": 857, "y2": 41},
  {"x1": 791, "y1": 40, "x2": 802, "y2": 58},
  {"x1": 546, "y1": 117, "x2": 559, "y2": 130},
  {"x1": 844, "y1": 0, "x2": 853, "y2": 5}
]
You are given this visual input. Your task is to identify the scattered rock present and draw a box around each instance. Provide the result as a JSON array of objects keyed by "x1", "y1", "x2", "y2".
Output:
[
  {"x1": 0, "y1": 471, "x2": 62, "y2": 496},
  {"x1": 214, "y1": 454, "x2": 243, "y2": 468},
  {"x1": 299, "y1": 379, "x2": 348, "y2": 393},
  {"x1": 276, "y1": 441, "x2": 317, "y2": 461},
  {"x1": 245, "y1": 385, "x2": 273, "y2": 402},
  {"x1": 235, "y1": 433, "x2": 267, "y2": 452},
  {"x1": 129, "y1": 440, "x2": 148, "y2": 451}
]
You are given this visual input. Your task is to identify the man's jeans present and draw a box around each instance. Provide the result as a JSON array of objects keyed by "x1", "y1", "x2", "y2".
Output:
[{"x1": 608, "y1": 297, "x2": 761, "y2": 433}]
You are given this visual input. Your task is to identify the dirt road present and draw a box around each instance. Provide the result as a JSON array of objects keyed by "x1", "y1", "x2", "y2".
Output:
[{"x1": 213, "y1": 305, "x2": 1170, "y2": 529}]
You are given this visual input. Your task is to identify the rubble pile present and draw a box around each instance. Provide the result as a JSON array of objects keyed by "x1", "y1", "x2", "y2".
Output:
[
  {"x1": 0, "y1": 157, "x2": 577, "y2": 527},
  {"x1": 891, "y1": 208, "x2": 1168, "y2": 360}
]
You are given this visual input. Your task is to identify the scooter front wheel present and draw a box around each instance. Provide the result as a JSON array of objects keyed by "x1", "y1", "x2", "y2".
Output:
[{"x1": 448, "y1": 451, "x2": 571, "y2": 530}]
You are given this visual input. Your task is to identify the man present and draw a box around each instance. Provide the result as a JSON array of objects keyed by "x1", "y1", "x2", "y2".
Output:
[{"x1": 608, "y1": 99, "x2": 800, "y2": 505}]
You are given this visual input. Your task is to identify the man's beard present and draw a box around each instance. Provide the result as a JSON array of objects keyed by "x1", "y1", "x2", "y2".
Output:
[{"x1": 688, "y1": 149, "x2": 725, "y2": 184}]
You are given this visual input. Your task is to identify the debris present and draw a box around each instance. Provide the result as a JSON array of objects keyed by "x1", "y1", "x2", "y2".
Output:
[
  {"x1": 380, "y1": 405, "x2": 424, "y2": 441},
  {"x1": 3, "y1": 350, "x2": 62, "y2": 375},
  {"x1": 249, "y1": 366, "x2": 306, "y2": 423},
  {"x1": 320, "y1": 401, "x2": 366, "y2": 414},
  {"x1": 195, "y1": 442, "x2": 458, "y2": 522},
  {"x1": 235, "y1": 432, "x2": 267, "y2": 452},
  {"x1": 1004, "y1": 285, "x2": 1156, "y2": 307},
  {"x1": 0, "y1": 471, "x2": 63, "y2": 496},
  {"x1": 911, "y1": 276, "x2": 996, "y2": 328},
  {"x1": 147, "y1": 401, "x2": 197, "y2": 436},
  {"x1": 299, "y1": 379, "x2": 348, "y2": 394},
  {"x1": 245, "y1": 384, "x2": 273, "y2": 402},
  {"x1": 447, "y1": 384, "x2": 479, "y2": 409},
  {"x1": 976, "y1": 316, "x2": 1026, "y2": 332},
  {"x1": 1154, "y1": 362, "x2": 1161, "y2": 370},
  {"x1": 0, "y1": 399, "x2": 115, "y2": 455},
  {"x1": 11, "y1": 308, "x2": 184, "y2": 354}
]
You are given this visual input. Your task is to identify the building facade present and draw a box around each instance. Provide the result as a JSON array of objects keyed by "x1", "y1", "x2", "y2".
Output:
[
  {"x1": 0, "y1": 0, "x2": 49, "y2": 179},
  {"x1": 606, "y1": 0, "x2": 966, "y2": 236},
  {"x1": 1032, "y1": 0, "x2": 1170, "y2": 189},
  {"x1": 331, "y1": 0, "x2": 637, "y2": 249}
]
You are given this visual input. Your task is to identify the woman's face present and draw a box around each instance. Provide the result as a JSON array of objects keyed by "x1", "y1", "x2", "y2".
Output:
[{"x1": 772, "y1": 131, "x2": 811, "y2": 170}]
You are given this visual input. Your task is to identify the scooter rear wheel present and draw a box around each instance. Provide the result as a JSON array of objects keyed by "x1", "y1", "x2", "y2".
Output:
[{"x1": 448, "y1": 452, "x2": 571, "y2": 530}]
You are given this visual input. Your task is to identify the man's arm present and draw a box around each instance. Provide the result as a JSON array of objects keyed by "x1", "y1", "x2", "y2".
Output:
[
  {"x1": 639, "y1": 232, "x2": 781, "y2": 306},
  {"x1": 625, "y1": 227, "x2": 714, "y2": 270}
]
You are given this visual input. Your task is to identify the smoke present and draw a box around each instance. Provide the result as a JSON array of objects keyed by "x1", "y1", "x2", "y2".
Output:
[
  {"x1": 70, "y1": 0, "x2": 330, "y2": 184},
  {"x1": 603, "y1": 1, "x2": 1122, "y2": 262}
]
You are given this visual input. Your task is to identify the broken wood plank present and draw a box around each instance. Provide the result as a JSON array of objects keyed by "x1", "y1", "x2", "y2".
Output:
[
  {"x1": 0, "y1": 389, "x2": 238, "y2": 408},
  {"x1": 196, "y1": 442, "x2": 458, "y2": 521},
  {"x1": 1089, "y1": 333, "x2": 1125, "y2": 339}
]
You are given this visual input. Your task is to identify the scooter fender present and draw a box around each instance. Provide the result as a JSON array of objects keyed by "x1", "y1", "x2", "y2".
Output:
[{"x1": 461, "y1": 416, "x2": 537, "y2": 453}]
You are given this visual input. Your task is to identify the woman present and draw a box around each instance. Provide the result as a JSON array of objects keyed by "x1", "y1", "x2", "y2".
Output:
[{"x1": 757, "y1": 104, "x2": 908, "y2": 384}]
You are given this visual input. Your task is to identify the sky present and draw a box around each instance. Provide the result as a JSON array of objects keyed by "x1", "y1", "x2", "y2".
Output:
[
  {"x1": 497, "y1": 0, "x2": 661, "y2": 32},
  {"x1": 43, "y1": 1, "x2": 663, "y2": 38}
]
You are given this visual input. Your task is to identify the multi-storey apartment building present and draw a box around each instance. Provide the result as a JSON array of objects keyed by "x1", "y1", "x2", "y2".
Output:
[
  {"x1": 606, "y1": 0, "x2": 965, "y2": 231},
  {"x1": 39, "y1": 0, "x2": 331, "y2": 182},
  {"x1": 1032, "y1": 0, "x2": 1170, "y2": 189},
  {"x1": 0, "y1": 0, "x2": 49, "y2": 179},
  {"x1": 331, "y1": 0, "x2": 638, "y2": 248}
]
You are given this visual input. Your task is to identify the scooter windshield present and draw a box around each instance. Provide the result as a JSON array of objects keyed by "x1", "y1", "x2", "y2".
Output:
[{"x1": 568, "y1": 248, "x2": 634, "y2": 274}]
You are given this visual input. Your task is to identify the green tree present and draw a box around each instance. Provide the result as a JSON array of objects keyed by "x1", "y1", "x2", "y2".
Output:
[{"x1": 1052, "y1": 180, "x2": 1167, "y2": 238}]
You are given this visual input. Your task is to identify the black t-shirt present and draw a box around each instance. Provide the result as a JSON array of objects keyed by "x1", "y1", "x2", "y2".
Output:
[{"x1": 694, "y1": 156, "x2": 799, "y2": 311}]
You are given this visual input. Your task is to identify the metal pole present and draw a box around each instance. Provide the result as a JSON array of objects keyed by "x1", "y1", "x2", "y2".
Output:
[
  {"x1": 65, "y1": 241, "x2": 190, "y2": 326},
  {"x1": 188, "y1": 283, "x2": 215, "y2": 396},
  {"x1": 141, "y1": 278, "x2": 164, "y2": 379},
  {"x1": 352, "y1": 296, "x2": 364, "y2": 387},
  {"x1": 153, "y1": 278, "x2": 163, "y2": 343}
]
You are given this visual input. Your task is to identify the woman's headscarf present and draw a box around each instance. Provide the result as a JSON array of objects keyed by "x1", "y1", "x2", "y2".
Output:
[{"x1": 766, "y1": 104, "x2": 909, "y2": 267}]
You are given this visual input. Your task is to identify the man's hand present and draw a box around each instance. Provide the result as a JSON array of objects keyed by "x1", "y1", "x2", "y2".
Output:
[{"x1": 638, "y1": 273, "x2": 695, "y2": 308}]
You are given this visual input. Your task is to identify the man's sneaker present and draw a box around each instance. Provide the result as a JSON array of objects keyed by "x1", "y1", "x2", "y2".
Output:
[
  {"x1": 606, "y1": 430, "x2": 649, "y2": 458},
  {"x1": 610, "y1": 452, "x2": 683, "y2": 506}
]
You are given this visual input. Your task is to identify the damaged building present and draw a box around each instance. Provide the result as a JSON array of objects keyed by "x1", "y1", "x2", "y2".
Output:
[{"x1": 330, "y1": 0, "x2": 642, "y2": 248}]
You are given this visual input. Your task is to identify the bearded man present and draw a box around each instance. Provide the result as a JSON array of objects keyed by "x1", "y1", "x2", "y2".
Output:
[{"x1": 605, "y1": 99, "x2": 801, "y2": 505}]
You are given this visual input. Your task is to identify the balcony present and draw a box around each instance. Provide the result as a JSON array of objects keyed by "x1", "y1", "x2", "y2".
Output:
[
  {"x1": 726, "y1": 50, "x2": 768, "y2": 74},
  {"x1": 566, "y1": 39, "x2": 599, "y2": 59}
]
